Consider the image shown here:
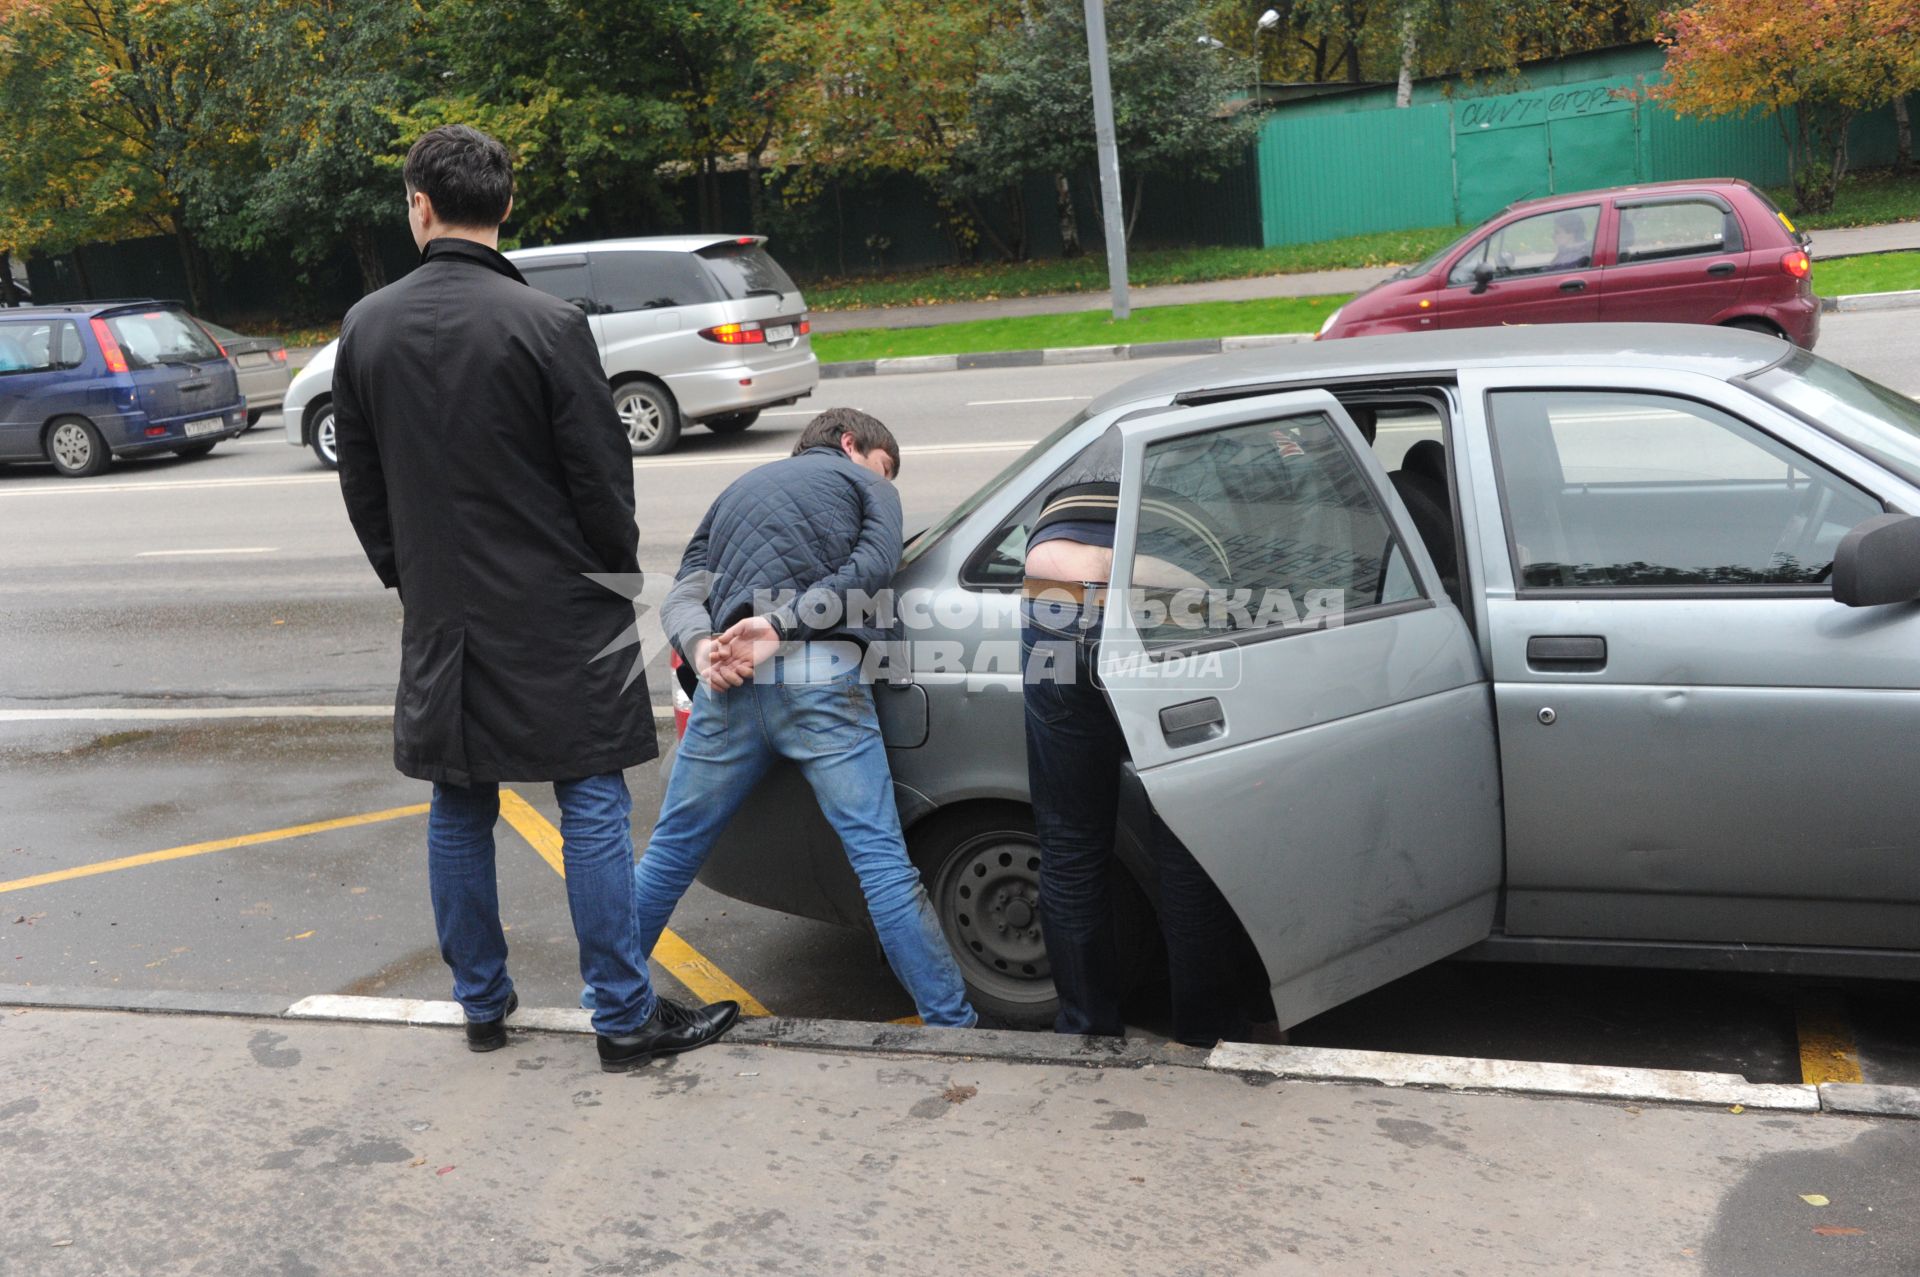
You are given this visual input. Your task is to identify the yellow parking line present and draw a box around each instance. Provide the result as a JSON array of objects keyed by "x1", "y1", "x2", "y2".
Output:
[
  {"x1": 0, "y1": 804, "x2": 431, "y2": 897},
  {"x1": 497, "y1": 789, "x2": 771, "y2": 1017},
  {"x1": 1796, "y1": 991, "x2": 1864, "y2": 1085}
]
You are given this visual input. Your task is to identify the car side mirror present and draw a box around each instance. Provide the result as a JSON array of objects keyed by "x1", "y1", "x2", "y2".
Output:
[
  {"x1": 1833, "y1": 512, "x2": 1920, "y2": 606},
  {"x1": 1470, "y1": 264, "x2": 1496, "y2": 296}
]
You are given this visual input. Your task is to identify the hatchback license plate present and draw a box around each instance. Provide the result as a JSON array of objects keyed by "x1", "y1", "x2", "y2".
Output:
[
  {"x1": 184, "y1": 417, "x2": 225, "y2": 437},
  {"x1": 764, "y1": 324, "x2": 795, "y2": 342}
]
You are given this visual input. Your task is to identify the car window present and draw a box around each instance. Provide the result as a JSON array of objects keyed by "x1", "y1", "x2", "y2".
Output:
[
  {"x1": 916, "y1": 407, "x2": 1094, "y2": 573},
  {"x1": 1616, "y1": 200, "x2": 1741, "y2": 263},
  {"x1": 1448, "y1": 205, "x2": 1600, "y2": 286},
  {"x1": 1126, "y1": 412, "x2": 1420, "y2": 646},
  {"x1": 103, "y1": 309, "x2": 221, "y2": 367},
  {"x1": 697, "y1": 242, "x2": 798, "y2": 300},
  {"x1": 590, "y1": 251, "x2": 722, "y2": 312},
  {"x1": 523, "y1": 260, "x2": 596, "y2": 312},
  {"x1": 1745, "y1": 349, "x2": 1920, "y2": 492},
  {"x1": 0, "y1": 319, "x2": 82, "y2": 374},
  {"x1": 1488, "y1": 390, "x2": 1883, "y2": 589}
]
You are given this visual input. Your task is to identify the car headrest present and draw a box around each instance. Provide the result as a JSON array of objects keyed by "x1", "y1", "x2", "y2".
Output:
[{"x1": 1402, "y1": 438, "x2": 1448, "y2": 486}]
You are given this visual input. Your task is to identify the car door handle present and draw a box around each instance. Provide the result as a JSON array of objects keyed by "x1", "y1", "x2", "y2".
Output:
[
  {"x1": 1706, "y1": 262, "x2": 1737, "y2": 277},
  {"x1": 1526, "y1": 635, "x2": 1607, "y2": 672},
  {"x1": 178, "y1": 379, "x2": 210, "y2": 392},
  {"x1": 1558, "y1": 278, "x2": 1587, "y2": 293},
  {"x1": 1159, "y1": 697, "x2": 1225, "y2": 747}
]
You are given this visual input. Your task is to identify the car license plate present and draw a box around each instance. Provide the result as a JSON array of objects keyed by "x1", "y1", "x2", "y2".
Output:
[
  {"x1": 764, "y1": 324, "x2": 795, "y2": 342},
  {"x1": 237, "y1": 351, "x2": 273, "y2": 367},
  {"x1": 184, "y1": 417, "x2": 225, "y2": 437}
]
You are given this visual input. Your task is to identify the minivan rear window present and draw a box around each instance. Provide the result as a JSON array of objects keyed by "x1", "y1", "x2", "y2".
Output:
[
  {"x1": 698, "y1": 242, "x2": 798, "y2": 300},
  {"x1": 104, "y1": 308, "x2": 221, "y2": 368}
]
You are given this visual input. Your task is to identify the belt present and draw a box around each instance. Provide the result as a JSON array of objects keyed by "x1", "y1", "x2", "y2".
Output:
[{"x1": 1022, "y1": 577, "x2": 1110, "y2": 607}]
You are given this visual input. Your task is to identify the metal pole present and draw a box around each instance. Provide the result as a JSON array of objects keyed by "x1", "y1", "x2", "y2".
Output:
[{"x1": 1083, "y1": 0, "x2": 1129, "y2": 321}]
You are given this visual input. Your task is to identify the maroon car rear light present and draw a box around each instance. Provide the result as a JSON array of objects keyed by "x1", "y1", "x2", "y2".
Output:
[{"x1": 1781, "y1": 250, "x2": 1811, "y2": 280}]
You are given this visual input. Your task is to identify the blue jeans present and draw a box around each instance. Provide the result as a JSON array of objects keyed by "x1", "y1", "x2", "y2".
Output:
[
  {"x1": 1022, "y1": 597, "x2": 1257, "y2": 1045},
  {"x1": 632, "y1": 645, "x2": 976, "y2": 1028},
  {"x1": 428, "y1": 773, "x2": 657, "y2": 1036}
]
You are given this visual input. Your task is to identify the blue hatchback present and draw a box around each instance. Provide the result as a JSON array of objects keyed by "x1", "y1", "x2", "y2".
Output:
[{"x1": 0, "y1": 302, "x2": 247, "y2": 478}]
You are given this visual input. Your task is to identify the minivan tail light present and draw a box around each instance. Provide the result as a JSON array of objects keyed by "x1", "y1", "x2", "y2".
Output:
[
  {"x1": 272, "y1": 348, "x2": 287, "y2": 363},
  {"x1": 699, "y1": 321, "x2": 766, "y2": 345},
  {"x1": 1781, "y1": 250, "x2": 1811, "y2": 280},
  {"x1": 89, "y1": 319, "x2": 129, "y2": 373},
  {"x1": 798, "y1": 319, "x2": 811, "y2": 335}
]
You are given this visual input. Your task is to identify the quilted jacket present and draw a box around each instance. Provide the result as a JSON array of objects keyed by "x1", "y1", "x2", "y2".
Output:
[{"x1": 659, "y1": 445, "x2": 903, "y2": 663}]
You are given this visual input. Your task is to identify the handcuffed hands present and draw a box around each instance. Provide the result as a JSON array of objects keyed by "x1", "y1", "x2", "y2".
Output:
[{"x1": 693, "y1": 616, "x2": 783, "y2": 693}]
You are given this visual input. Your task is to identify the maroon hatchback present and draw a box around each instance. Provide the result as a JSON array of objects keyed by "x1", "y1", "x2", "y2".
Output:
[{"x1": 1317, "y1": 179, "x2": 1818, "y2": 348}]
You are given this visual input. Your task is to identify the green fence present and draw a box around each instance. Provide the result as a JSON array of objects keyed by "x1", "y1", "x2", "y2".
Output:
[{"x1": 1256, "y1": 54, "x2": 1916, "y2": 248}]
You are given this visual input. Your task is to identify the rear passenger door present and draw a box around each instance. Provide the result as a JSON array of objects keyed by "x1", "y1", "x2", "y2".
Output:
[
  {"x1": 1598, "y1": 195, "x2": 1748, "y2": 326},
  {"x1": 1096, "y1": 390, "x2": 1503, "y2": 1029},
  {"x1": 587, "y1": 250, "x2": 726, "y2": 373}
]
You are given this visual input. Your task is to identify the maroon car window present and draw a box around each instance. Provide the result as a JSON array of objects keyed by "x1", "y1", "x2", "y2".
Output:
[
  {"x1": 1448, "y1": 206, "x2": 1600, "y2": 286},
  {"x1": 1617, "y1": 201, "x2": 1740, "y2": 263}
]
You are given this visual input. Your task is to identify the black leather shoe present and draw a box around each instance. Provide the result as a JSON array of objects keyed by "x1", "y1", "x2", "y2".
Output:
[
  {"x1": 597, "y1": 997, "x2": 740, "y2": 1073},
  {"x1": 466, "y1": 990, "x2": 519, "y2": 1053}
]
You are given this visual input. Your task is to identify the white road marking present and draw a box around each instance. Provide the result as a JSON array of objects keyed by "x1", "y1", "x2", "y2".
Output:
[
  {"x1": 965, "y1": 395, "x2": 1089, "y2": 406},
  {"x1": 760, "y1": 409, "x2": 821, "y2": 417},
  {"x1": 0, "y1": 474, "x2": 338, "y2": 499},
  {"x1": 0, "y1": 704, "x2": 677, "y2": 722},
  {"x1": 134, "y1": 547, "x2": 278, "y2": 558}
]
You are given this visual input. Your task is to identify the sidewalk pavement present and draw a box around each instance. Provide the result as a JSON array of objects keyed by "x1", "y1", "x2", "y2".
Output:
[
  {"x1": 3, "y1": 1002, "x2": 1916, "y2": 1275},
  {"x1": 811, "y1": 220, "x2": 1920, "y2": 335}
]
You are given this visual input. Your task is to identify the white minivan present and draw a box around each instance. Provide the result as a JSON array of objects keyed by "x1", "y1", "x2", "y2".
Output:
[{"x1": 286, "y1": 234, "x2": 819, "y2": 464}]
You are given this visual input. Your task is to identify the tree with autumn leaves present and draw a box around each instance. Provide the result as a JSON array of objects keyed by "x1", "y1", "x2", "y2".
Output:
[{"x1": 1656, "y1": 0, "x2": 1920, "y2": 212}]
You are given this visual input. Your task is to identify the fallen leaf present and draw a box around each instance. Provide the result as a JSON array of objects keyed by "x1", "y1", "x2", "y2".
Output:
[
  {"x1": 287, "y1": 930, "x2": 315, "y2": 941},
  {"x1": 942, "y1": 1083, "x2": 978, "y2": 1105},
  {"x1": 1813, "y1": 1227, "x2": 1864, "y2": 1236},
  {"x1": 1625, "y1": 1106, "x2": 1641, "y2": 1116},
  {"x1": 1801, "y1": 1194, "x2": 1831, "y2": 1207},
  {"x1": 349, "y1": 887, "x2": 367, "y2": 895},
  {"x1": 1128, "y1": 1176, "x2": 1145, "y2": 1184},
  {"x1": 436, "y1": 1165, "x2": 455, "y2": 1176},
  {"x1": 408, "y1": 1157, "x2": 426, "y2": 1168},
  {"x1": 1729, "y1": 1104, "x2": 1746, "y2": 1114}
]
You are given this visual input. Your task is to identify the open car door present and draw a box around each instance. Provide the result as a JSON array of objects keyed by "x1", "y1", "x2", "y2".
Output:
[{"x1": 1095, "y1": 389, "x2": 1502, "y2": 1028}]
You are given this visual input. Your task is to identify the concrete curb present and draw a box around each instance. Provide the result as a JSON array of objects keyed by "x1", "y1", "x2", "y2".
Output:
[
  {"x1": 820, "y1": 332, "x2": 1309, "y2": 379},
  {"x1": 6, "y1": 985, "x2": 1918, "y2": 1116},
  {"x1": 817, "y1": 289, "x2": 1920, "y2": 379}
]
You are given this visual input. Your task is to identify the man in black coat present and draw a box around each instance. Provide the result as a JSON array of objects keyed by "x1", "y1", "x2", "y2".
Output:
[{"x1": 333, "y1": 124, "x2": 737, "y2": 1072}]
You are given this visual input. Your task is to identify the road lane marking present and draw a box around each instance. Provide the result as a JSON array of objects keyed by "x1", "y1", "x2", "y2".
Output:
[
  {"x1": 1795, "y1": 991, "x2": 1864, "y2": 1085},
  {"x1": 135, "y1": 547, "x2": 278, "y2": 558},
  {"x1": 497, "y1": 790, "x2": 772, "y2": 1017},
  {"x1": 0, "y1": 803, "x2": 431, "y2": 897},
  {"x1": 0, "y1": 705, "x2": 675, "y2": 722},
  {"x1": 965, "y1": 395, "x2": 1088, "y2": 406}
]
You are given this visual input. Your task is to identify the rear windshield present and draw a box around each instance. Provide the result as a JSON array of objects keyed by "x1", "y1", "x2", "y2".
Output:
[
  {"x1": 697, "y1": 242, "x2": 799, "y2": 300},
  {"x1": 1745, "y1": 349, "x2": 1920, "y2": 491},
  {"x1": 104, "y1": 308, "x2": 222, "y2": 368},
  {"x1": 0, "y1": 318, "x2": 84, "y2": 373}
]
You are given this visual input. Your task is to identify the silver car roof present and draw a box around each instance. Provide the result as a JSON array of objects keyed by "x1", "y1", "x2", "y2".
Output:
[
  {"x1": 508, "y1": 235, "x2": 762, "y2": 261},
  {"x1": 1086, "y1": 323, "x2": 1791, "y2": 415}
]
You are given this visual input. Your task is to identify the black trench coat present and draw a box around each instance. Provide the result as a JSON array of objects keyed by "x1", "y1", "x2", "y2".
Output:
[{"x1": 333, "y1": 237, "x2": 655, "y2": 786}]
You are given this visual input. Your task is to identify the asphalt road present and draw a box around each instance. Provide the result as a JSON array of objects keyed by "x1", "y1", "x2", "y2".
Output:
[{"x1": 3, "y1": 316, "x2": 1918, "y2": 1085}]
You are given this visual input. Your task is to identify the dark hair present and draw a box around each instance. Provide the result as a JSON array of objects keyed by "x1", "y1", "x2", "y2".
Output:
[
  {"x1": 403, "y1": 125, "x2": 514, "y2": 228},
  {"x1": 792, "y1": 407, "x2": 901, "y2": 476}
]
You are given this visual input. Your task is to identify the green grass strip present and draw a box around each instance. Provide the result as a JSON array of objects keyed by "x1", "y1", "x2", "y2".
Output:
[{"x1": 1815, "y1": 250, "x2": 1920, "y2": 297}]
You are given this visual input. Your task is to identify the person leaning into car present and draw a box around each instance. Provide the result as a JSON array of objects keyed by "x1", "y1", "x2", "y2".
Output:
[
  {"x1": 331, "y1": 123, "x2": 738, "y2": 1072},
  {"x1": 1020, "y1": 428, "x2": 1269, "y2": 1047}
]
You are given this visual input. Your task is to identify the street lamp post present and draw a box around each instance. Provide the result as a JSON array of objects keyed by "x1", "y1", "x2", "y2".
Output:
[
  {"x1": 1251, "y1": 8, "x2": 1280, "y2": 102},
  {"x1": 1083, "y1": 0, "x2": 1130, "y2": 321}
]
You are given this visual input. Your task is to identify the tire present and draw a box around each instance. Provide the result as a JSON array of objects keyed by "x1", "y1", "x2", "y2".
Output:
[
  {"x1": 245, "y1": 407, "x2": 264, "y2": 430},
  {"x1": 172, "y1": 441, "x2": 217, "y2": 459},
  {"x1": 612, "y1": 379, "x2": 681, "y2": 456},
  {"x1": 308, "y1": 400, "x2": 338, "y2": 470},
  {"x1": 1725, "y1": 317, "x2": 1785, "y2": 341},
  {"x1": 704, "y1": 410, "x2": 760, "y2": 435},
  {"x1": 45, "y1": 416, "x2": 111, "y2": 478},
  {"x1": 909, "y1": 803, "x2": 1159, "y2": 1030}
]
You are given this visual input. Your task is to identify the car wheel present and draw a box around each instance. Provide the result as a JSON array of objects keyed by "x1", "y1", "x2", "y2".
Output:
[
  {"x1": 1725, "y1": 318, "x2": 1785, "y2": 341},
  {"x1": 244, "y1": 407, "x2": 263, "y2": 430},
  {"x1": 704, "y1": 410, "x2": 760, "y2": 435},
  {"x1": 172, "y1": 441, "x2": 217, "y2": 459},
  {"x1": 613, "y1": 380, "x2": 682, "y2": 456},
  {"x1": 45, "y1": 416, "x2": 111, "y2": 478},
  {"x1": 309, "y1": 401, "x2": 338, "y2": 470}
]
